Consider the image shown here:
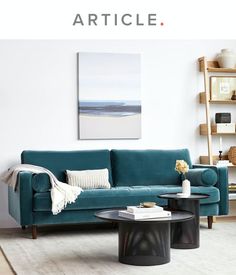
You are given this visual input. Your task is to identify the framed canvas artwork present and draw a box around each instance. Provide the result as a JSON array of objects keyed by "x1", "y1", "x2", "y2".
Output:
[{"x1": 77, "y1": 52, "x2": 141, "y2": 139}]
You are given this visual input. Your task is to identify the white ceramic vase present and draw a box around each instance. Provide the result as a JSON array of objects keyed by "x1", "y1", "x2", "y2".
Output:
[
  {"x1": 182, "y1": 179, "x2": 191, "y2": 196},
  {"x1": 217, "y1": 49, "x2": 236, "y2": 69}
]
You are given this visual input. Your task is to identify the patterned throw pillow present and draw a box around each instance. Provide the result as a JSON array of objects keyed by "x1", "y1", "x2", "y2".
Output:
[{"x1": 66, "y1": 168, "x2": 111, "y2": 189}]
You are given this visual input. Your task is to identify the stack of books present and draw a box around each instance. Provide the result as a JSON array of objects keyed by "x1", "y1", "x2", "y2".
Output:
[
  {"x1": 216, "y1": 160, "x2": 230, "y2": 167},
  {"x1": 229, "y1": 183, "x2": 236, "y2": 193},
  {"x1": 118, "y1": 205, "x2": 171, "y2": 220}
]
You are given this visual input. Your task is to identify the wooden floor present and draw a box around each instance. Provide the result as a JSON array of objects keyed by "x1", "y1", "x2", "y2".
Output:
[{"x1": 0, "y1": 217, "x2": 235, "y2": 275}]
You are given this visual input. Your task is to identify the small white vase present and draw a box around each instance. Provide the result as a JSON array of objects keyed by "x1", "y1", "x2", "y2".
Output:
[
  {"x1": 182, "y1": 179, "x2": 191, "y2": 196},
  {"x1": 217, "y1": 49, "x2": 236, "y2": 69}
]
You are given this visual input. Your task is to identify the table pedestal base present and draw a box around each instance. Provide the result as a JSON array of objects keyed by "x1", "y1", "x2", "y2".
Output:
[
  {"x1": 118, "y1": 222, "x2": 170, "y2": 266},
  {"x1": 169, "y1": 199, "x2": 199, "y2": 249}
]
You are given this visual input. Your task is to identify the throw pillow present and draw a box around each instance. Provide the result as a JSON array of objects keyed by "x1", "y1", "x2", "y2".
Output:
[{"x1": 66, "y1": 168, "x2": 111, "y2": 189}]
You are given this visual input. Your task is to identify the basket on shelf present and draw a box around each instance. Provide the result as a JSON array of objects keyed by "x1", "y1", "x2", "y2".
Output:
[{"x1": 228, "y1": 146, "x2": 236, "y2": 165}]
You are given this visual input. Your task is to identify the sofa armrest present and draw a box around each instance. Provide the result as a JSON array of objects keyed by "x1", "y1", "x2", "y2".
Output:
[
  {"x1": 8, "y1": 171, "x2": 34, "y2": 226},
  {"x1": 192, "y1": 164, "x2": 229, "y2": 215}
]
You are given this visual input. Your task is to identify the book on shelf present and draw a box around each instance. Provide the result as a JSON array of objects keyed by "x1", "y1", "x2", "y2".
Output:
[
  {"x1": 229, "y1": 183, "x2": 236, "y2": 187},
  {"x1": 127, "y1": 205, "x2": 163, "y2": 213},
  {"x1": 118, "y1": 210, "x2": 171, "y2": 220},
  {"x1": 216, "y1": 160, "x2": 230, "y2": 167},
  {"x1": 228, "y1": 183, "x2": 236, "y2": 193}
]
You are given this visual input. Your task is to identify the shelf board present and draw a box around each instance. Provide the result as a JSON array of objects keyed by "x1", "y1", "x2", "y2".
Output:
[
  {"x1": 198, "y1": 57, "x2": 236, "y2": 73},
  {"x1": 200, "y1": 155, "x2": 236, "y2": 168},
  {"x1": 210, "y1": 100, "x2": 236, "y2": 104},
  {"x1": 211, "y1": 133, "x2": 236, "y2": 136},
  {"x1": 200, "y1": 155, "x2": 228, "y2": 163},
  {"x1": 208, "y1": 68, "x2": 236, "y2": 73},
  {"x1": 199, "y1": 124, "x2": 236, "y2": 136},
  {"x1": 199, "y1": 92, "x2": 236, "y2": 104}
]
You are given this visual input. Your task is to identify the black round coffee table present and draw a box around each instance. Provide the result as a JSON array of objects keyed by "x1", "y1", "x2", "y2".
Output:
[
  {"x1": 158, "y1": 193, "x2": 209, "y2": 249},
  {"x1": 95, "y1": 209, "x2": 193, "y2": 266}
]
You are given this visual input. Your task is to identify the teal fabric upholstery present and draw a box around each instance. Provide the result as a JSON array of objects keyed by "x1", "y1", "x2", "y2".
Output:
[
  {"x1": 33, "y1": 185, "x2": 220, "y2": 212},
  {"x1": 21, "y1": 150, "x2": 113, "y2": 185},
  {"x1": 8, "y1": 172, "x2": 34, "y2": 226},
  {"x1": 7, "y1": 149, "x2": 229, "y2": 228},
  {"x1": 32, "y1": 174, "x2": 51, "y2": 192},
  {"x1": 111, "y1": 149, "x2": 192, "y2": 187},
  {"x1": 33, "y1": 210, "x2": 105, "y2": 225},
  {"x1": 32, "y1": 205, "x2": 219, "y2": 225},
  {"x1": 185, "y1": 168, "x2": 217, "y2": 187},
  {"x1": 193, "y1": 164, "x2": 229, "y2": 215}
]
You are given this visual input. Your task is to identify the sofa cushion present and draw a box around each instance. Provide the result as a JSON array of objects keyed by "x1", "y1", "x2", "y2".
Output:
[
  {"x1": 66, "y1": 169, "x2": 111, "y2": 189},
  {"x1": 111, "y1": 149, "x2": 192, "y2": 187},
  {"x1": 185, "y1": 168, "x2": 217, "y2": 187},
  {"x1": 21, "y1": 150, "x2": 113, "y2": 185},
  {"x1": 33, "y1": 185, "x2": 219, "y2": 211}
]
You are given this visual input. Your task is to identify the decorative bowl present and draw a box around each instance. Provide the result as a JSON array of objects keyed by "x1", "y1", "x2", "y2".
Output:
[{"x1": 140, "y1": 202, "x2": 156, "y2": 208}]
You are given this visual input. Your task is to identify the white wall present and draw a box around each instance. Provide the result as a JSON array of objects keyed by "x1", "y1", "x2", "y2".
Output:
[{"x1": 0, "y1": 40, "x2": 236, "y2": 228}]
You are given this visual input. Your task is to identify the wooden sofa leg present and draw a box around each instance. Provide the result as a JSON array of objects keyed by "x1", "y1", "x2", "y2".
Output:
[
  {"x1": 207, "y1": 216, "x2": 213, "y2": 229},
  {"x1": 32, "y1": 225, "x2": 37, "y2": 239}
]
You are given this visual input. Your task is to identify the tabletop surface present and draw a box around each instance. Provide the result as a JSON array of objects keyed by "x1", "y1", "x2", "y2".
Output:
[
  {"x1": 158, "y1": 193, "x2": 209, "y2": 200},
  {"x1": 95, "y1": 209, "x2": 193, "y2": 224}
]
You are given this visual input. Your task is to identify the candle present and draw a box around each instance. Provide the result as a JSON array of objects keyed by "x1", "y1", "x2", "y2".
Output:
[{"x1": 219, "y1": 136, "x2": 223, "y2": 151}]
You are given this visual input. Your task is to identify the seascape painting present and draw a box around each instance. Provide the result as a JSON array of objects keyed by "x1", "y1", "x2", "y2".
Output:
[{"x1": 77, "y1": 52, "x2": 141, "y2": 139}]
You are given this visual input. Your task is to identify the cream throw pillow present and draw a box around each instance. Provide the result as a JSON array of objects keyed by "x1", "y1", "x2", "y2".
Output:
[{"x1": 66, "y1": 168, "x2": 111, "y2": 189}]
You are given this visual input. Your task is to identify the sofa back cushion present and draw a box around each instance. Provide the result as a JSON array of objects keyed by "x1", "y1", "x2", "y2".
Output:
[
  {"x1": 21, "y1": 150, "x2": 113, "y2": 185},
  {"x1": 111, "y1": 149, "x2": 192, "y2": 187}
]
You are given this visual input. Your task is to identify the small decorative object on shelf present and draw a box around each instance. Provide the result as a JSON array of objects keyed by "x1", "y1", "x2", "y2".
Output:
[
  {"x1": 231, "y1": 90, "x2": 236, "y2": 100},
  {"x1": 219, "y1": 136, "x2": 223, "y2": 152},
  {"x1": 216, "y1": 49, "x2": 236, "y2": 69},
  {"x1": 175, "y1": 160, "x2": 190, "y2": 197},
  {"x1": 210, "y1": 76, "x2": 236, "y2": 100},
  {"x1": 215, "y1": 113, "x2": 235, "y2": 133},
  {"x1": 228, "y1": 183, "x2": 236, "y2": 193},
  {"x1": 219, "y1": 150, "x2": 223, "y2": 160},
  {"x1": 216, "y1": 160, "x2": 230, "y2": 167},
  {"x1": 218, "y1": 136, "x2": 223, "y2": 161},
  {"x1": 216, "y1": 123, "x2": 235, "y2": 133},
  {"x1": 215, "y1": 113, "x2": 231, "y2": 124},
  {"x1": 228, "y1": 146, "x2": 236, "y2": 165}
]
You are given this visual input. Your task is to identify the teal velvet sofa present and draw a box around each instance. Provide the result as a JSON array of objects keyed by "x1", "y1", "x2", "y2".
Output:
[{"x1": 8, "y1": 149, "x2": 229, "y2": 239}]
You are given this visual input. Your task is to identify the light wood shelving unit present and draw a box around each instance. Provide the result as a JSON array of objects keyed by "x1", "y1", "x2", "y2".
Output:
[{"x1": 198, "y1": 57, "x2": 236, "y2": 200}]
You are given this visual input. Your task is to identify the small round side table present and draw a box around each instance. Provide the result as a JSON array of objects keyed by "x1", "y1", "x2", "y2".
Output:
[{"x1": 158, "y1": 193, "x2": 209, "y2": 249}]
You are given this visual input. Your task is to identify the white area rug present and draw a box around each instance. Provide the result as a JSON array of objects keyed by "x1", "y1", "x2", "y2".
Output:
[{"x1": 0, "y1": 222, "x2": 236, "y2": 275}]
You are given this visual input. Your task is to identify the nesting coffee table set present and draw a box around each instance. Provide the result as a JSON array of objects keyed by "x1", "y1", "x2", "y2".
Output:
[{"x1": 95, "y1": 193, "x2": 208, "y2": 266}]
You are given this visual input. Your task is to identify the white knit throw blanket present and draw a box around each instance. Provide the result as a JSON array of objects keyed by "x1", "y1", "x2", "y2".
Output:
[{"x1": 0, "y1": 164, "x2": 83, "y2": 215}]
